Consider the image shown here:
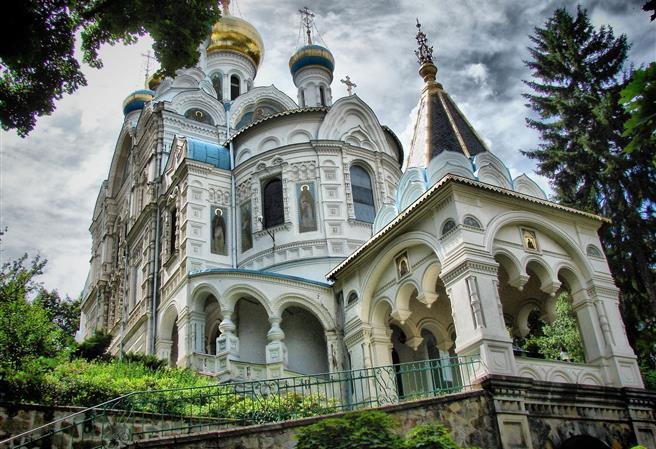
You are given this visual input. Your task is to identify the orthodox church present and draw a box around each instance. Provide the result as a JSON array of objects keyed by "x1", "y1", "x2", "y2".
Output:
[{"x1": 78, "y1": 2, "x2": 643, "y2": 399}]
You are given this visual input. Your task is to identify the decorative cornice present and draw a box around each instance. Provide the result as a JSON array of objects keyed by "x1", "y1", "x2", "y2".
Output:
[
  {"x1": 441, "y1": 260, "x2": 498, "y2": 286},
  {"x1": 188, "y1": 267, "x2": 331, "y2": 290}
]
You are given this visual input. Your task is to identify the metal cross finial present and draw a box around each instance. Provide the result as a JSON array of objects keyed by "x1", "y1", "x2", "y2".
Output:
[
  {"x1": 299, "y1": 6, "x2": 315, "y2": 45},
  {"x1": 220, "y1": 0, "x2": 230, "y2": 16},
  {"x1": 414, "y1": 19, "x2": 434, "y2": 65},
  {"x1": 141, "y1": 50, "x2": 157, "y2": 80},
  {"x1": 340, "y1": 76, "x2": 357, "y2": 95}
]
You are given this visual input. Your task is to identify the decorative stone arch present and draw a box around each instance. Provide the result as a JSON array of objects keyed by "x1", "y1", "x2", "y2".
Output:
[
  {"x1": 426, "y1": 151, "x2": 475, "y2": 185},
  {"x1": 159, "y1": 302, "x2": 180, "y2": 339},
  {"x1": 272, "y1": 294, "x2": 334, "y2": 331},
  {"x1": 484, "y1": 211, "x2": 595, "y2": 280},
  {"x1": 554, "y1": 262, "x2": 587, "y2": 294},
  {"x1": 235, "y1": 147, "x2": 252, "y2": 165},
  {"x1": 474, "y1": 152, "x2": 513, "y2": 189},
  {"x1": 524, "y1": 257, "x2": 560, "y2": 296},
  {"x1": 343, "y1": 125, "x2": 375, "y2": 150},
  {"x1": 257, "y1": 136, "x2": 281, "y2": 153},
  {"x1": 416, "y1": 317, "x2": 452, "y2": 351},
  {"x1": 549, "y1": 369, "x2": 573, "y2": 383},
  {"x1": 107, "y1": 128, "x2": 134, "y2": 197},
  {"x1": 287, "y1": 129, "x2": 313, "y2": 145},
  {"x1": 370, "y1": 296, "x2": 394, "y2": 327},
  {"x1": 221, "y1": 283, "x2": 273, "y2": 317},
  {"x1": 189, "y1": 282, "x2": 222, "y2": 312},
  {"x1": 170, "y1": 90, "x2": 226, "y2": 125},
  {"x1": 392, "y1": 280, "x2": 420, "y2": 325},
  {"x1": 372, "y1": 204, "x2": 398, "y2": 233},
  {"x1": 513, "y1": 174, "x2": 547, "y2": 199},
  {"x1": 516, "y1": 298, "x2": 543, "y2": 337},
  {"x1": 359, "y1": 232, "x2": 443, "y2": 322},
  {"x1": 318, "y1": 95, "x2": 392, "y2": 158},
  {"x1": 517, "y1": 365, "x2": 540, "y2": 380},
  {"x1": 577, "y1": 372, "x2": 603, "y2": 385},
  {"x1": 229, "y1": 86, "x2": 297, "y2": 128},
  {"x1": 494, "y1": 248, "x2": 527, "y2": 290},
  {"x1": 420, "y1": 262, "x2": 442, "y2": 296}
]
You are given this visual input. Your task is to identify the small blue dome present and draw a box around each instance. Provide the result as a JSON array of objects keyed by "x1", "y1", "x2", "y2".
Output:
[
  {"x1": 186, "y1": 138, "x2": 231, "y2": 170},
  {"x1": 289, "y1": 44, "x2": 335, "y2": 77},
  {"x1": 122, "y1": 89, "x2": 155, "y2": 116}
]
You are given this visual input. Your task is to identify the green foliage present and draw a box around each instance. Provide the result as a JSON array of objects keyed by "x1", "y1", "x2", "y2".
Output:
[
  {"x1": 401, "y1": 423, "x2": 460, "y2": 449},
  {"x1": 295, "y1": 410, "x2": 401, "y2": 449},
  {"x1": 123, "y1": 352, "x2": 167, "y2": 371},
  {"x1": 523, "y1": 292, "x2": 585, "y2": 363},
  {"x1": 523, "y1": 5, "x2": 656, "y2": 384},
  {"x1": 0, "y1": 253, "x2": 71, "y2": 374},
  {"x1": 620, "y1": 62, "x2": 656, "y2": 165},
  {"x1": 1, "y1": 0, "x2": 220, "y2": 136},
  {"x1": 74, "y1": 331, "x2": 113, "y2": 362},
  {"x1": 296, "y1": 412, "x2": 481, "y2": 449}
]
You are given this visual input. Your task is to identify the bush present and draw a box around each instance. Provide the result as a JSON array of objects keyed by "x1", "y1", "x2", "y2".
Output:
[
  {"x1": 402, "y1": 423, "x2": 460, "y2": 449},
  {"x1": 122, "y1": 352, "x2": 167, "y2": 371},
  {"x1": 74, "y1": 331, "x2": 113, "y2": 361},
  {"x1": 295, "y1": 410, "x2": 401, "y2": 449}
]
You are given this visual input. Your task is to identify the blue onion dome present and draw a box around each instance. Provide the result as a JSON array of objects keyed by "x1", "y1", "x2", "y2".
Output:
[
  {"x1": 289, "y1": 44, "x2": 335, "y2": 77},
  {"x1": 122, "y1": 89, "x2": 155, "y2": 116}
]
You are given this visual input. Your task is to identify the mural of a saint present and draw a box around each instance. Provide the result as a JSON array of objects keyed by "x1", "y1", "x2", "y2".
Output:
[
  {"x1": 211, "y1": 207, "x2": 227, "y2": 255},
  {"x1": 298, "y1": 183, "x2": 317, "y2": 233},
  {"x1": 241, "y1": 202, "x2": 253, "y2": 252}
]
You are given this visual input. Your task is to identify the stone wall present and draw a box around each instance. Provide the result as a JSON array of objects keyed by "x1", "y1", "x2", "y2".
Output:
[{"x1": 126, "y1": 390, "x2": 500, "y2": 449}]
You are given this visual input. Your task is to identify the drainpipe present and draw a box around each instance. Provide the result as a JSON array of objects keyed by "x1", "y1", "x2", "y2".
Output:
[{"x1": 225, "y1": 101, "x2": 238, "y2": 269}]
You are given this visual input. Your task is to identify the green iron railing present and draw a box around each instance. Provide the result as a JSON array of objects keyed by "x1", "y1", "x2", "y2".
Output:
[{"x1": 1, "y1": 355, "x2": 481, "y2": 448}]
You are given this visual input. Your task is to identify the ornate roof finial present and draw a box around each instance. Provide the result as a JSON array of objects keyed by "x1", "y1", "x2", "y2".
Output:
[
  {"x1": 414, "y1": 19, "x2": 434, "y2": 65},
  {"x1": 414, "y1": 19, "x2": 438, "y2": 84},
  {"x1": 221, "y1": 0, "x2": 230, "y2": 16},
  {"x1": 299, "y1": 6, "x2": 315, "y2": 45}
]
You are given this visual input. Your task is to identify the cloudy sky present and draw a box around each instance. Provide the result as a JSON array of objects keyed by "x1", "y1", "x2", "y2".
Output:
[{"x1": 0, "y1": 0, "x2": 653, "y2": 299}]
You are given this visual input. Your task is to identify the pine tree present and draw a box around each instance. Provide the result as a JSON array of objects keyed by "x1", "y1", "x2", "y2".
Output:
[{"x1": 523, "y1": 6, "x2": 656, "y2": 387}]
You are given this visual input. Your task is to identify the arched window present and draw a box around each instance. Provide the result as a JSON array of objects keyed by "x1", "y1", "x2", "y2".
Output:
[
  {"x1": 263, "y1": 178, "x2": 284, "y2": 228},
  {"x1": 299, "y1": 90, "x2": 305, "y2": 108},
  {"x1": 211, "y1": 73, "x2": 223, "y2": 101},
  {"x1": 350, "y1": 165, "x2": 375, "y2": 222},
  {"x1": 319, "y1": 86, "x2": 326, "y2": 106},
  {"x1": 230, "y1": 75, "x2": 240, "y2": 100},
  {"x1": 347, "y1": 292, "x2": 359, "y2": 305},
  {"x1": 441, "y1": 219, "x2": 456, "y2": 236},
  {"x1": 463, "y1": 216, "x2": 482, "y2": 229}
]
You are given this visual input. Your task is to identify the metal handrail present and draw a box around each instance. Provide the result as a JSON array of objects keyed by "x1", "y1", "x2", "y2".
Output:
[{"x1": 0, "y1": 355, "x2": 482, "y2": 448}]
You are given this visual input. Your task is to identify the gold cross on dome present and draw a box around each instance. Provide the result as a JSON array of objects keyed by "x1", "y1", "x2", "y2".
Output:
[
  {"x1": 141, "y1": 50, "x2": 157, "y2": 80},
  {"x1": 340, "y1": 75, "x2": 356, "y2": 95}
]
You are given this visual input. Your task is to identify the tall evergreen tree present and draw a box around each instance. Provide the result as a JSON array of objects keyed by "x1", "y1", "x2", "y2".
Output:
[{"x1": 523, "y1": 7, "x2": 656, "y2": 385}]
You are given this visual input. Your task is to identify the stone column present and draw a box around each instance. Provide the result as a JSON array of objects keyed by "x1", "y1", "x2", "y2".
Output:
[
  {"x1": 266, "y1": 316, "x2": 287, "y2": 378},
  {"x1": 156, "y1": 337, "x2": 172, "y2": 364},
  {"x1": 441, "y1": 259, "x2": 516, "y2": 378},
  {"x1": 176, "y1": 307, "x2": 191, "y2": 367},
  {"x1": 216, "y1": 306, "x2": 239, "y2": 358},
  {"x1": 325, "y1": 330, "x2": 344, "y2": 372},
  {"x1": 585, "y1": 284, "x2": 643, "y2": 388},
  {"x1": 189, "y1": 311, "x2": 206, "y2": 354}
]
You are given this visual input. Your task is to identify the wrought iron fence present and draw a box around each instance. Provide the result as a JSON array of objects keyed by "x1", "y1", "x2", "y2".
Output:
[{"x1": 1, "y1": 355, "x2": 481, "y2": 448}]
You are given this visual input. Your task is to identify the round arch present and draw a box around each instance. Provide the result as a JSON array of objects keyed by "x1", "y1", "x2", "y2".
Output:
[
  {"x1": 359, "y1": 233, "x2": 442, "y2": 322},
  {"x1": 159, "y1": 302, "x2": 180, "y2": 339},
  {"x1": 189, "y1": 282, "x2": 222, "y2": 312},
  {"x1": 273, "y1": 294, "x2": 334, "y2": 331},
  {"x1": 485, "y1": 211, "x2": 595, "y2": 280},
  {"x1": 221, "y1": 283, "x2": 273, "y2": 317}
]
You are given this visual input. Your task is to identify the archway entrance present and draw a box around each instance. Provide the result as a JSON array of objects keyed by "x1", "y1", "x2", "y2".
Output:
[{"x1": 559, "y1": 435, "x2": 610, "y2": 449}]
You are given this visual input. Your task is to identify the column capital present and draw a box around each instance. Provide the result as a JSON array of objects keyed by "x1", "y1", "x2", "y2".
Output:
[{"x1": 441, "y1": 259, "x2": 498, "y2": 286}]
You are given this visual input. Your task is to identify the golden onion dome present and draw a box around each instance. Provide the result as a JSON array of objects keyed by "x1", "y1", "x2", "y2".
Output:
[
  {"x1": 146, "y1": 72, "x2": 163, "y2": 91},
  {"x1": 207, "y1": 15, "x2": 264, "y2": 69}
]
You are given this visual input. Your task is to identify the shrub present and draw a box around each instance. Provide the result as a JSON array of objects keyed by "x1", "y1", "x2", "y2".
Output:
[
  {"x1": 295, "y1": 410, "x2": 401, "y2": 449},
  {"x1": 401, "y1": 423, "x2": 460, "y2": 449},
  {"x1": 74, "y1": 331, "x2": 113, "y2": 361}
]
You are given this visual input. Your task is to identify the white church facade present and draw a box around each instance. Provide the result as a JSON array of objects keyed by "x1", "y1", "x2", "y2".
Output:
[{"x1": 78, "y1": 2, "x2": 644, "y2": 398}]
